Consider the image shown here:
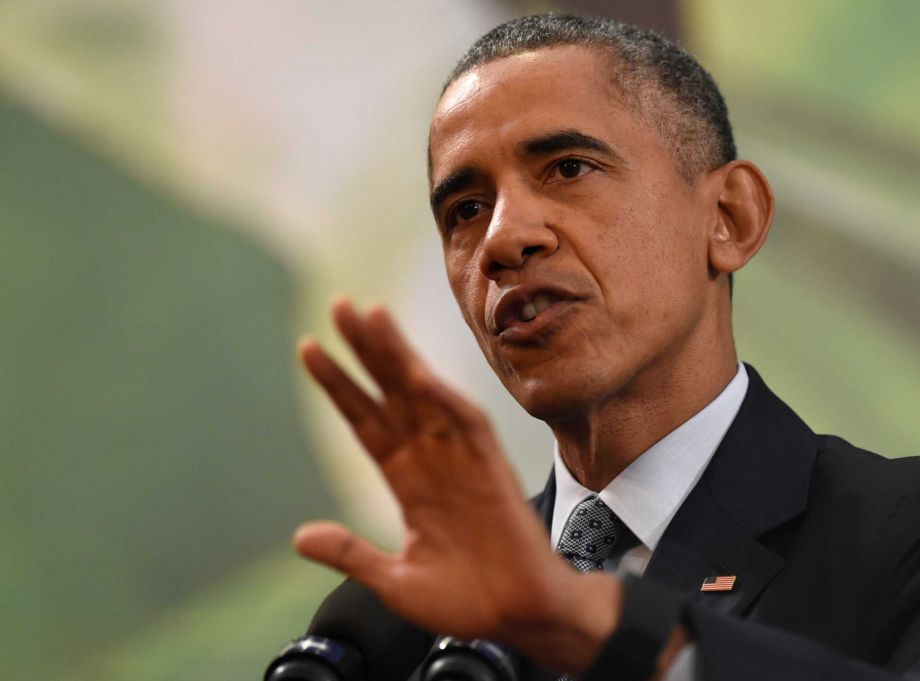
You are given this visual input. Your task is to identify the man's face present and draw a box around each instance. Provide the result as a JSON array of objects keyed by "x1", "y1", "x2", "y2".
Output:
[{"x1": 428, "y1": 46, "x2": 719, "y2": 421}]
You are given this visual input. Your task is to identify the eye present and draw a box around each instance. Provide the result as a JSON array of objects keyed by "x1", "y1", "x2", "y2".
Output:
[
  {"x1": 456, "y1": 200, "x2": 482, "y2": 221},
  {"x1": 444, "y1": 199, "x2": 484, "y2": 232},
  {"x1": 549, "y1": 158, "x2": 595, "y2": 182}
]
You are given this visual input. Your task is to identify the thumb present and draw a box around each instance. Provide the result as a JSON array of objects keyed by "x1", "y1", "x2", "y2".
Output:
[{"x1": 293, "y1": 521, "x2": 394, "y2": 589}]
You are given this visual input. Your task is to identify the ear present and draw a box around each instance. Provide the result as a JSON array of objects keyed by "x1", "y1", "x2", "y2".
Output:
[{"x1": 707, "y1": 160, "x2": 774, "y2": 275}]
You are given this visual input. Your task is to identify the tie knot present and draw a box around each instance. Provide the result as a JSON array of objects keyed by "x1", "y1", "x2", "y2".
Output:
[{"x1": 556, "y1": 495, "x2": 636, "y2": 572}]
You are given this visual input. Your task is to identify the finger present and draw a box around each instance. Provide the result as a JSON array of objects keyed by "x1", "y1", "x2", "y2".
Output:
[
  {"x1": 298, "y1": 337, "x2": 398, "y2": 460},
  {"x1": 410, "y1": 372, "x2": 500, "y2": 457},
  {"x1": 359, "y1": 309, "x2": 491, "y2": 430},
  {"x1": 293, "y1": 521, "x2": 395, "y2": 592},
  {"x1": 334, "y1": 300, "x2": 415, "y2": 393},
  {"x1": 362, "y1": 305, "x2": 443, "y2": 407},
  {"x1": 329, "y1": 296, "x2": 377, "y2": 367},
  {"x1": 332, "y1": 299, "x2": 419, "y2": 429},
  {"x1": 333, "y1": 300, "x2": 489, "y2": 452},
  {"x1": 358, "y1": 306, "x2": 504, "y2": 455},
  {"x1": 409, "y1": 368, "x2": 489, "y2": 432}
]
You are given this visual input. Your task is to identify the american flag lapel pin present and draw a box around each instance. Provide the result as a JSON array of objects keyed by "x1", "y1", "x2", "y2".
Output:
[{"x1": 701, "y1": 575, "x2": 737, "y2": 592}]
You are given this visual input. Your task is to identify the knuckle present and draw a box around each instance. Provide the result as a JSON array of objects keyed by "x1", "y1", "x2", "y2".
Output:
[
  {"x1": 407, "y1": 365, "x2": 434, "y2": 394},
  {"x1": 338, "y1": 533, "x2": 361, "y2": 568},
  {"x1": 419, "y1": 417, "x2": 456, "y2": 443}
]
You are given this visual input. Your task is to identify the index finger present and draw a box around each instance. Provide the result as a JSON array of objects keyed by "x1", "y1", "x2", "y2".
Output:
[{"x1": 331, "y1": 298, "x2": 425, "y2": 428}]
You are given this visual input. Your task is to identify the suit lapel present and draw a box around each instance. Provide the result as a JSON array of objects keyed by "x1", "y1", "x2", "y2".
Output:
[
  {"x1": 646, "y1": 365, "x2": 817, "y2": 616},
  {"x1": 530, "y1": 365, "x2": 818, "y2": 617},
  {"x1": 645, "y1": 480, "x2": 786, "y2": 616},
  {"x1": 531, "y1": 470, "x2": 556, "y2": 530}
]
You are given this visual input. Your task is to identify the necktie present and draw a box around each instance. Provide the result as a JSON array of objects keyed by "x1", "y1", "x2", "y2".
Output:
[
  {"x1": 555, "y1": 495, "x2": 638, "y2": 680},
  {"x1": 556, "y1": 494, "x2": 639, "y2": 572}
]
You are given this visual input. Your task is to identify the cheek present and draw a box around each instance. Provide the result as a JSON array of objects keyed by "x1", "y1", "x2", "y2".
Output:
[
  {"x1": 580, "y1": 193, "x2": 707, "y2": 328},
  {"x1": 445, "y1": 254, "x2": 488, "y2": 332},
  {"x1": 627, "y1": 182, "x2": 705, "y2": 271},
  {"x1": 582, "y1": 204, "x2": 663, "y2": 295},
  {"x1": 630, "y1": 204, "x2": 712, "y2": 337}
]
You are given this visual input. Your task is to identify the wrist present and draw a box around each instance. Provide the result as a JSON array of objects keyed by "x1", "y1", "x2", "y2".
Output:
[
  {"x1": 580, "y1": 574, "x2": 685, "y2": 681},
  {"x1": 558, "y1": 571, "x2": 622, "y2": 671},
  {"x1": 501, "y1": 569, "x2": 622, "y2": 672}
]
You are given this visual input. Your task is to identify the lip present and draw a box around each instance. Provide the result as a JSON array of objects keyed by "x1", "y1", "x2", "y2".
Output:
[{"x1": 490, "y1": 283, "x2": 585, "y2": 342}]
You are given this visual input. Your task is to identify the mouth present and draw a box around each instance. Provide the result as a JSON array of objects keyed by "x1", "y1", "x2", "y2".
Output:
[{"x1": 491, "y1": 285, "x2": 584, "y2": 342}]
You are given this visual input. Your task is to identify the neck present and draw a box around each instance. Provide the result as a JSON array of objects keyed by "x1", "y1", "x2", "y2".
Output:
[{"x1": 550, "y1": 343, "x2": 738, "y2": 492}]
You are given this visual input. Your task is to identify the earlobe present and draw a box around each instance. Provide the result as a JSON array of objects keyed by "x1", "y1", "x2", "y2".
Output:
[{"x1": 708, "y1": 160, "x2": 774, "y2": 275}]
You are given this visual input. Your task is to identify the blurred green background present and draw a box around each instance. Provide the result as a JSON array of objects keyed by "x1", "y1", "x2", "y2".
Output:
[{"x1": 1, "y1": 1, "x2": 917, "y2": 679}]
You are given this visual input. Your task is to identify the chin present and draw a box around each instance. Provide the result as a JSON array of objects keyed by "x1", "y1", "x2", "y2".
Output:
[
  {"x1": 503, "y1": 357, "x2": 639, "y2": 423},
  {"x1": 505, "y1": 371, "x2": 600, "y2": 422}
]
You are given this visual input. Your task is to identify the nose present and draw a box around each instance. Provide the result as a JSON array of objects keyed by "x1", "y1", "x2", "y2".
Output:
[{"x1": 478, "y1": 191, "x2": 559, "y2": 280}]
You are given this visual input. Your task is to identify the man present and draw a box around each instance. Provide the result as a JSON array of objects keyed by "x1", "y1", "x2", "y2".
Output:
[{"x1": 294, "y1": 14, "x2": 920, "y2": 681}]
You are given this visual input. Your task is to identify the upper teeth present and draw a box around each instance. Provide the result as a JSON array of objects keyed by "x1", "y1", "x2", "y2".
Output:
[
  {"x1": 520, "y1": 294, "x2": 553, "y2": 322},
  {"x1": 521, "y1": 302, "x2": 537, "y2": 321}
]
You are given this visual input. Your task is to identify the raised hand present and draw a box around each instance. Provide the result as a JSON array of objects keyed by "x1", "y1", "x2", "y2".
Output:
[{"x1": 293, "y1": 298, "x2": 620, "y2": 671}]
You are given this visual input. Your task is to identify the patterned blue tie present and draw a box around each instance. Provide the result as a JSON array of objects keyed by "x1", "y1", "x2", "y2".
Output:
[
  {"x1": 555, "y1": 495, "x2": 638, "y2": 680},
  {"x1": 556, "y1": 494, "x2": 638, "y2": 572}
]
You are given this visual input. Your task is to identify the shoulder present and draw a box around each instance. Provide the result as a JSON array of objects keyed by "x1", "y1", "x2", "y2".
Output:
[
  {"x1": 808, "y1": 435, "x2": 920, "y2": 533},
  {"x1": 812, "y1": 434, "x2": 920, "y2": 494}
]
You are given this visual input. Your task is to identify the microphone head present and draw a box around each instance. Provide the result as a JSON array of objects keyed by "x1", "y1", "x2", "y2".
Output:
[
  {"x1": 266, "y1": 635, "x2": 361, "y2": 681},
  {"x1": 308, "y1": 580, "x2": 435, "y2": 681}
]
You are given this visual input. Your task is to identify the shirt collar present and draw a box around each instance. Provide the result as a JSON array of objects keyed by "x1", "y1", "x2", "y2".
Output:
[{"x1": 551, "y1": 363, "x2": 749, "y2": 552}]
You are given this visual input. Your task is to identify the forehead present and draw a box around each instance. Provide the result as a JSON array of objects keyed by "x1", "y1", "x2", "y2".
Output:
[{"x1": 429, "y1": 46, "x2": 657, "y2": 183}]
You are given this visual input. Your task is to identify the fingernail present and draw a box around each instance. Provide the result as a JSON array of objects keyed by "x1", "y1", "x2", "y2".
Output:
[
  {"x1": 330, "y1": 293, "x2": 351, "y2": 308},
  {"x1": 292, "y1": 524, "x2": 311, "y2": 548}
]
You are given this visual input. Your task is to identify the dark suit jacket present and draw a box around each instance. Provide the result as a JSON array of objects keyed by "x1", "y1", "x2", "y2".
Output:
[
  {"x1": 528, "y1": 365, "x2": 920, "y2": 680},
  {"x1": 317, "y1": 365, "x2": 920, "y2": 680}
]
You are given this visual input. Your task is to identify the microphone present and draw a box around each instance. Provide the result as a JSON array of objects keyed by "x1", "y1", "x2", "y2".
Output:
[
  {"x1": 266, "y1": 635, "x2": 361, "y2": 681},
  {"x1": 264, "y1": 580, "x2": 435, "y2": 681},
  {"x1": 420, "y1": 636, "x2": 518, "y2": 681}
]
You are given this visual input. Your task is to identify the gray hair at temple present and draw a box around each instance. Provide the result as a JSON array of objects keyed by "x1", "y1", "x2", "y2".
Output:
[{"x1": 443, "y1": 14, "x2": 737, "y2": 183}]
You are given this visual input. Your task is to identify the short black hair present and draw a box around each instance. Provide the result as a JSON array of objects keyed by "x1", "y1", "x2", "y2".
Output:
[{"x1": 442, "y1": 14, "x2": 736, "y2": 182}]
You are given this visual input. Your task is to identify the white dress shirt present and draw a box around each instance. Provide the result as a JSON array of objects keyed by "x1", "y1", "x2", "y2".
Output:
[{"x1": 549, "y1": 363, "x2": 749, "y2": 679}]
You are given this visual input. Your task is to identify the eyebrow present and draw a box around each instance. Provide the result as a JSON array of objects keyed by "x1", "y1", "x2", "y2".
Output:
[
  {"x1": 430, "y1": 167, "x2": 478, "y2": 215},
  {"x1": 519, "y1": 129, "x2": 625, "y2": 164}
]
